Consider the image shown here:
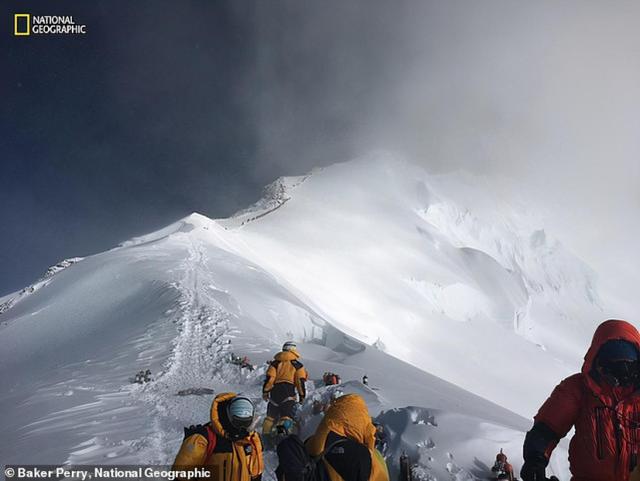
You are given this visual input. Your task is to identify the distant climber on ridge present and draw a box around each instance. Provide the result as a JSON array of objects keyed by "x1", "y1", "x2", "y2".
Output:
[
  {"x1": 491, "y1": 449, "x2": 515, "y2": 480},
  {"x1": 262, "y1": 341, "x2": 308, "y2": 436},
  {"x1": 323, "y1": 372, "x2": 341, "y2": 386}
]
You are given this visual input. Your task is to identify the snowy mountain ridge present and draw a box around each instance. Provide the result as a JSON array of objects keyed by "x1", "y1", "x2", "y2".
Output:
[
  {"x1": 200, "y1": 157, "x2": 605, "y2": 407},
  {"x1": 1, "y1": 155, "x2": 615, "y2": 479},
  {"x1": 222, "y1": 174, "x2": 311, "y2": 227}
]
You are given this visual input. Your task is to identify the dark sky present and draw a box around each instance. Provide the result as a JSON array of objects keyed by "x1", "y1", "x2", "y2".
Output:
[
  {"x1": 1, "y1": 1, "x2": 371, "y2": 295},
  {"x1": 2, "y1": 2, "x2": 247, "y2": 294},
  {"x1": 2, "y1": 0, "x2": 430, "y2": 296}
]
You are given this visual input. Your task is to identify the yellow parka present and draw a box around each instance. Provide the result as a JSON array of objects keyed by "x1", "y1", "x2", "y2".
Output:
[
  {"x1": 263, "y1": 350, "x2": 308, "y2": 399},
  {"x1": 173, "y1": 392, "x2": 264, "y2": 481},
  {"x1": 306, "y1": 394, "x2": 389, "y2": 481}
]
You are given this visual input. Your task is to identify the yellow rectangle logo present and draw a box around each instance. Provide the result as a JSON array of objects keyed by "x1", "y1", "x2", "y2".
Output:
[{"x1": 14, "y1": 13, "x2": 31, "y2": 36}]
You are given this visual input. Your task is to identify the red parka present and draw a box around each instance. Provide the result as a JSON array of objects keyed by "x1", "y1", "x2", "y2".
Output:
[{"x1": 535, "y1": 319, "x2": 640, "y2": 481}]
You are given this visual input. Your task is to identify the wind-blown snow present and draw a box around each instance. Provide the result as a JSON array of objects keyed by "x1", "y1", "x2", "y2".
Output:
[
  {"x1": 223, "y1": 156, "x2": 607, "y2": 416},
  {"x1": 1, "y1": 155, "x2": 616, "y2": 479}
]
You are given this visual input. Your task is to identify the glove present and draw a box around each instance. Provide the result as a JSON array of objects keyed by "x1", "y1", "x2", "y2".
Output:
[
  {"x1": 521, "y1": 422, "x2": 557, "y2": 481},
  {"x1": 262, "y1": 392, "x2": 269, "y2": 402},
  {"x1": 298, "y1": 396, "x2": 305, "y2": 404},
  {"x1": 520, "y1": 462, "x2": 546, "y2": 481}
]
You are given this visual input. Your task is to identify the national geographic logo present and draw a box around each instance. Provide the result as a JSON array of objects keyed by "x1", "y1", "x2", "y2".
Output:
[{"x1": 14, "y1": 14, "x2": 87, "y2": 36}]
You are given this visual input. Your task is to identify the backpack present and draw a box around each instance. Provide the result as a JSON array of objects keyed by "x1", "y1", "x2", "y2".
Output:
[
  {"x1": 276, "y1": 435, "x2": 346, "y2": 481},
  {"x1": 184, "y1": 423, "x2": 218, "y2": 460}
]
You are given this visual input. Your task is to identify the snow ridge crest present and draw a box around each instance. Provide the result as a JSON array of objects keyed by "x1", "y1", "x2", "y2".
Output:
[
  {"x1": 226, "y1": 174, "x2": 310, "y2": 227},
  {"x1": 0, "y1": 257, "x2": 83, "y2": 316}
]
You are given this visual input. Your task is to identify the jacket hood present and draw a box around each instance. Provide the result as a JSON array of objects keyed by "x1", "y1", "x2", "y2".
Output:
[
  {"x1": 582, "y1": 320, "x2": 640, "y2": 395},
  {"x1": 210, "y1": 392, "x2": 238, "y2": 438},
  {"x1": 307, "y1": 394, "x2": 376, "y2": 456},
  {"x1": 275, "y1": 350, "x2": 300, "y2": 361},
  {"x1": 207, "y1": 392, "x2": 263, "y2": 477}
]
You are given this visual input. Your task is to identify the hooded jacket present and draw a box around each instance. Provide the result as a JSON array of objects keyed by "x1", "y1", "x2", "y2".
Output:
[
  {"x1": 306, "y1": 394, "x2": 388, "y2": 481},
  {"x1": 173, "y1": 392, "x2": 264, "y2": 481},
  {"x1": 534, "y1": 320, "x2": 640, "y2": 481},
  {"x1": 263, "y1": 350, "x2": 307, "y2": 402}
]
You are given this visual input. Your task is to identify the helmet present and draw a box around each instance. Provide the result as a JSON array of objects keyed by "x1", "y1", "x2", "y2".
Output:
[
  {"x1": 282, "y1": 341, "x2": 297, "y2": 352},
  {"x1": 225, "y1": 397, "x2": 255, "y2": 432}
]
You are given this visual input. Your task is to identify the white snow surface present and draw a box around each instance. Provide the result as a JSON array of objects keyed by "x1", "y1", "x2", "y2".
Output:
[{"x1": 2, "y1": 154, "x2": 624, "y2": 479}]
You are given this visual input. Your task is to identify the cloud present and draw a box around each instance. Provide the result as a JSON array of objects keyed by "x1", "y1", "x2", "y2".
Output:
[{"x1": 248, "y1": 0, "x2": 640, "y2": 314}]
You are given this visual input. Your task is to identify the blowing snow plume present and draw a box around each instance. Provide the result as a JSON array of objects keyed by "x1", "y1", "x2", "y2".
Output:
[{"x1": 249, "y1": 0, "x2": 640, "y2": 319}]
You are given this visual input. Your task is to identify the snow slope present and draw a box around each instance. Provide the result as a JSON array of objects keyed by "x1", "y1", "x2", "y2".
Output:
[
  {"x1": 1, "y1": 154, "x2": 616, "y2": 479},
  {"x1": 222, "y1": 155, "x2": 608, "y2": 416}
]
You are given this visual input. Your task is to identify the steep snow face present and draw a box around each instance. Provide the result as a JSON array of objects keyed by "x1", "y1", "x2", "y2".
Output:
[
  {"x1": 420, "y1": 173, "x2": 602, "y2": 361},
  {"x1": 224, "y1": 155, "x2": 607, "y2": 416}
]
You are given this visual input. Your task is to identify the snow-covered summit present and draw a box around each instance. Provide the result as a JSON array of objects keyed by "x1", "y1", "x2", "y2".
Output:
[{"x1": 198, "y1": 155, "x2": 605, "y2": 413}]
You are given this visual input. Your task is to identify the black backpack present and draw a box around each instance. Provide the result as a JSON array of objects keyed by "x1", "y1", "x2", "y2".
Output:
[{"x1": 276, "y1": 435, "x2": 346, "y2": 481}]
